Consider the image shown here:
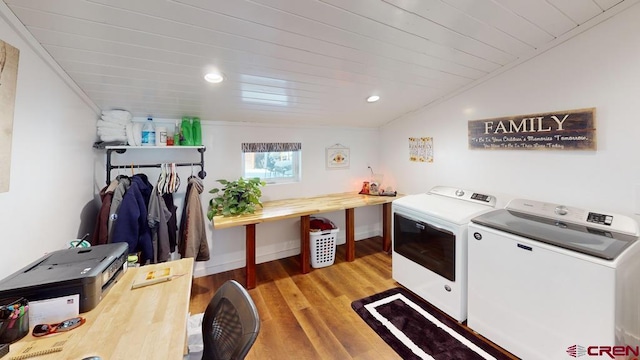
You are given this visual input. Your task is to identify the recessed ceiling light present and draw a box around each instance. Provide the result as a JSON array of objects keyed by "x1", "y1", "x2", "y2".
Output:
[
  {"x1": 367, "y1": 95, "x2": 380, "y2": 103},
  {"x1": 204, "y1": 73, "x2": 224, "y2": 83}
]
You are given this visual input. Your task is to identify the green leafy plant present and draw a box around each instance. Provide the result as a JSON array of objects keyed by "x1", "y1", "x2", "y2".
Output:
[{"x1": 207, "y1": 177, "x2": 266, "y2": 219}]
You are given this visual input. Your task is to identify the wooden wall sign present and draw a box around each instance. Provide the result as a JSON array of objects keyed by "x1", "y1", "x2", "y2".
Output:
[{"x1": 468, "y1": 108, "x2": 596, "y2": 150}]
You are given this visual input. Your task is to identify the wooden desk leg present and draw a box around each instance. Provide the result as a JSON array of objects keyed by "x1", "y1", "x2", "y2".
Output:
[
  {"x1": 382, "y1": 203, "x2": 392, "y2": 253},
  {"x1": 246, "y1": 224, "x2": 256, "y2": 289},
  {"x1": 301, "y1": 215, "x2": 310, "y2": 274},
  {"x1": 346, "y1": 208, "x2": 355, "y2": 261}
]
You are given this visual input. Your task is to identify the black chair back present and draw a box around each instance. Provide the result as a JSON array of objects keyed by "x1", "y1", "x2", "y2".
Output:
[{"x1": 202, "y1": 280, "x2": 260, "y2": 360}]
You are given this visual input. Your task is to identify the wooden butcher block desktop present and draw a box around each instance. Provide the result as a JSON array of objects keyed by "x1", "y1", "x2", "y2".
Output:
[
  {"x1": 6, "y1": 258, "x2": 194, "y2": 360},
  {"x1": 212, "y1": 192, "x2": 402, "y2": 289}
]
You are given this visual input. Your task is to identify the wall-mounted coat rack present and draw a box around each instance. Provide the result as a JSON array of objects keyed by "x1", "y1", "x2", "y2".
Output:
[{"x1": 105, "y1": 146, "x2": 207, "y2": 184}]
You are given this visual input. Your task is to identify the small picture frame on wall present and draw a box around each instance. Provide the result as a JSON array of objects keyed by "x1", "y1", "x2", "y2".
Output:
[{"x1": 326, "y1": 144, "x2": 350, "y2": 169}]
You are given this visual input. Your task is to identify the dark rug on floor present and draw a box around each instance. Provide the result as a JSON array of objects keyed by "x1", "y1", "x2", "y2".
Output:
[{"x1": 351, "y1": 287, "x2": 513, "y2": 360}]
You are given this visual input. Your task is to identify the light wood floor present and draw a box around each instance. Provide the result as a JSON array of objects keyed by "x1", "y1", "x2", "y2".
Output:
[{"x1": 189, "y1": 237, "x2": 516, "y2": 360}]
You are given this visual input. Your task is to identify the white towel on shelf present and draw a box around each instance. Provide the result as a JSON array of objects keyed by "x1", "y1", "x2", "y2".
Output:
[
  {"x1": 125, "y1": 123, "x2": 137, "y2": 146},
  {"x1": 97, "y1": 120, "x2": 127, "y2": 129},
  {"x1": 95, "y1": 109, "x2": 132, "y2": 144},
  {"x1": 101, "y1": 115, "x2": 131, "y2": 125},
  {"x1": 101, "y1": 110, "x2": 132, "y2": 121},
  {"x1": 98, "y1": 127, "x2": 127, "y2": 136},
  {"x1": 132, "y1": 122, "x2": 143, "y2": 146},
  {"x1": 99, "y1": 134, "x2": 128, "y2": 142}
]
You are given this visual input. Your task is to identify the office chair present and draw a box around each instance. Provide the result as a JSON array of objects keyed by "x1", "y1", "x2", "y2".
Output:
[{"x1": 201, "y1": 280, "x2": 261, "y2": 360}]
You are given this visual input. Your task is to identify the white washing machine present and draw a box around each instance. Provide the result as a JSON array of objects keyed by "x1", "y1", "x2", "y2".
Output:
[
  {"x1": 468, "y1": 198, "x2": 640, "y2": 360},
  {"x1": 392, "y1": 186, "x2": 496, "y2": 322}
]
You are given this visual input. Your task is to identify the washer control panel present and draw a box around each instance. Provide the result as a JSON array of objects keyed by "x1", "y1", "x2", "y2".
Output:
[
  {"x1": 587, "y1": 212, "x2": 614, "y2": 226},
  {"x1": 506, "y1": 198, "x2": 638, "y2": 236}
]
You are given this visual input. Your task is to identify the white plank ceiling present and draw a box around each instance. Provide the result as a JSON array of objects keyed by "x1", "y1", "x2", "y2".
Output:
[{"x1": 2, "y1": 0, "x2": 635, "y2": 127}]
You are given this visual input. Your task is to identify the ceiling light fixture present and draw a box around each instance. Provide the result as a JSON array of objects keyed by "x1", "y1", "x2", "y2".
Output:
[
  {"x1": 367, "y1": 95, "x2": 380, "y2": 103},
  {"x1": 204, "y1": 73, "x2": 224, "y2": 83}
]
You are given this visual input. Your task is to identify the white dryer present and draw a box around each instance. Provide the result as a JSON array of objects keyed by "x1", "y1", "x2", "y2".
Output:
[
  {"x1": 392, "y1": 186, "x2": 496, "y2": 322},
  {"x1": 468, "y1": 198, "x2": 640, "y2": 360}
]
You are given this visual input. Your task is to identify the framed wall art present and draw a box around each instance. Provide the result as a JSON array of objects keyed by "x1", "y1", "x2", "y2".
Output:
[
  {"x1": 0, "y1": 39, "x2": 20, "y2": 193},
  {"x1": 409, "y1": 137, "x2": 433, "y2": 162},
  {"x1": 326, "y1": 144, "x2": 350, "y2": 169}
]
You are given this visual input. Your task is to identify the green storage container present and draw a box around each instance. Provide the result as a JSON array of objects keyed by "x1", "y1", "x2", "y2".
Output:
[
  {"x1": 192, "y1": 117, "x2": 202, "y2": 146},
  {"x1": 180, "y1": 116, "x2": 193, "y2": 146}
]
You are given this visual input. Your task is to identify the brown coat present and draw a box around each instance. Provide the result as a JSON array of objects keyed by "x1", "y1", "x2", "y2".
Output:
[
  {"x1": 178, "y1": 177, "x2": 210, "y2": 261},
  {"x1": 91, "y1": 180, "x2": 117, "y2": 245}
]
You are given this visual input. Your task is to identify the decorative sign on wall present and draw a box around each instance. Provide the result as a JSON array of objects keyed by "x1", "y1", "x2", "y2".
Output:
[
  {"x1": 468, "y1": 108, "x2": 596, "y2": 151},
  {"x1": 326, "y1": 143, "x2": 350, "y2": 169},
  {"x1": 0, "y1": 39, "x2": 20, "y2": 193},
  {"x1": 409, "y1": 137, "x2": 433, "y2": 162}
]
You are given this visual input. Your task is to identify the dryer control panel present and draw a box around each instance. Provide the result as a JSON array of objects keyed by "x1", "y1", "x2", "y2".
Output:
[{"x1": 428, "y1": 186, "x2": 497, "y2": 207}]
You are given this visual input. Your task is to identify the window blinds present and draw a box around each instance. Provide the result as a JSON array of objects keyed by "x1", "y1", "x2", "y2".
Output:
[{"x1": 241, "y1": 142, "x2": 302, "y2": 153}]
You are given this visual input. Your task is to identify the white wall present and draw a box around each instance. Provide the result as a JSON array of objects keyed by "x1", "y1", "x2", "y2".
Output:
[
  {"x1": 102, "y1": 121, "x2": 382, "y2": 277},
  {"x1": 380, "y1": 3, "x2": 640, "y2": 219},
  {"x1": 203, "y1": 122, "x2": 382, "y2": 277},
  {"x1": 8, "y1": 0, "x2": 635, "y2": 281},
  {"x1": 0, "y1": 11, "x2": 98, "y2": 278},
  {"x1": 0, "y1": 7, "x2": 384, "y2": 280},
  {"x1": 0, "y1": 4, "x2": 384, "y2": 280}
]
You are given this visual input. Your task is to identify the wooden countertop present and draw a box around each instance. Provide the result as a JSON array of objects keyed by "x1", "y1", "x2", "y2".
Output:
[
  {"x1": 7, "y1": 258, "x2": 194, "y2": 360},
  {"x1": 212, "y1": 192, "x2": 401, "y2": 229}
]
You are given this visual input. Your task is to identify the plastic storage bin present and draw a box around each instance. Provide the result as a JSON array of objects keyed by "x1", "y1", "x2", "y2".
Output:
[{"x1": 309, "y1": 217, "x2": 339, "y2": 268}]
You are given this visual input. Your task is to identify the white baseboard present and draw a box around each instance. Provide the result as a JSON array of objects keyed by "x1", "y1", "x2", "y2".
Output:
[{"x1": 192, "y1": 229, "x2": 381, "y2": 278}]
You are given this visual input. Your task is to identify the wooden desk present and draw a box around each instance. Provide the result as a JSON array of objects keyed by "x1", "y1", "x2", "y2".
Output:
[
  {"x1": 213, "y1": 192, "x2": 401, "y2": 289},
  {"x1": 6, "y1": 258, "x2": 194, "y2": 360}
]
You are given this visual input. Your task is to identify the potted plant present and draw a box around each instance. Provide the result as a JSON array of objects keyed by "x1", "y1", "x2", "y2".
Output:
[{"x1": 207, "y1": 177, "x2": 266, "y2": 219}]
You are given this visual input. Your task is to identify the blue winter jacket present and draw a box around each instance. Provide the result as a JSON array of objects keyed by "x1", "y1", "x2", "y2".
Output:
[{"x1": 111, "y1": 174, "x2": 154, "y2": 263}]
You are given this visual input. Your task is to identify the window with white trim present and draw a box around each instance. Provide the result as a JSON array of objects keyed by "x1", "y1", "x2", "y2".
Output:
[{"x1": 242, "y1": 142, "x2": 301, "y2": 184}]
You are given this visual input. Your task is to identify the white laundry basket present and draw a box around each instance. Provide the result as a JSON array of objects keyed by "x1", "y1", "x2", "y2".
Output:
[{"x1": 310, "y1": 217, "x2": 339, "y2": 268}]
